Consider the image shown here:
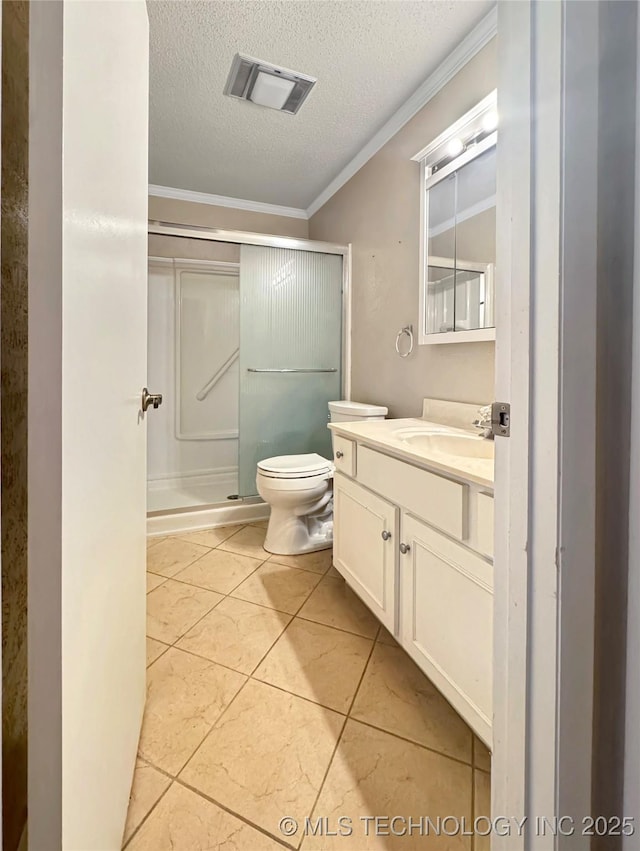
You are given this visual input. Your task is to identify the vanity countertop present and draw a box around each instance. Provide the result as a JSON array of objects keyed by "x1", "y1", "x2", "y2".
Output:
[{"x1": 328, "y1": 416, "x2": 495, "y2": 490}]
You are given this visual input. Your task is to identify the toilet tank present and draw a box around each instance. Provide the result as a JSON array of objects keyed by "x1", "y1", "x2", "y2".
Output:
[
  {"x1": 328, "y1": 400, "x2": 388, "y2": 423},
  {"x1": 328, "y1": 400, "x2": 388, "y2": 450}
]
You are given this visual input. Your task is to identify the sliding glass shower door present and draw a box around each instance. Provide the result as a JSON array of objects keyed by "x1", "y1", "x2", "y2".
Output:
[{"x1": 238, "y1": 245, "x2": 343, "y2": 497}]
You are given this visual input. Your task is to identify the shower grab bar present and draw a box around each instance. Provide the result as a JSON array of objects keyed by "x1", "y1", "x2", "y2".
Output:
[
  {"x1": 247, "y1": 368, "x2": 338, "y2": 374},
  {"x1": 196, "y1": 348, "x2": 239, "y2": 401}
]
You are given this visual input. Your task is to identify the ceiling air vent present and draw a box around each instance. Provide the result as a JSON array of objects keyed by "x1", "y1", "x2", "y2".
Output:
[{"x1": 223, "y1": 53, "x2": 316, "y2": 115}]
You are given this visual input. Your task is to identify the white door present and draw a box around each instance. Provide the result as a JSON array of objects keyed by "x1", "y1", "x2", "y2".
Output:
[
  {"x1": 333, "y1": 473, "x2": 398, "y2": 632},
  {"x1": 28, "y1": 2, "x2": 149, "y2": 849}
]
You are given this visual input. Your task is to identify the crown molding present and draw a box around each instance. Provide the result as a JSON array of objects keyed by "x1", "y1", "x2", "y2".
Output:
[
  {"x1": 149, "y1": 6, "x2": 497, "y2": 224},
  {"x1": 148, "y1": 184, "x2": 308, "y2": 220},
  {"x1": 305, "y1": 5, "x2": 498, "y2": 218}
]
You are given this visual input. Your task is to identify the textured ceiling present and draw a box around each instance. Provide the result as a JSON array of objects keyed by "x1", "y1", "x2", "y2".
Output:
[{"x1": 148, "y1": 0, "x2": 494, "y2": 208}]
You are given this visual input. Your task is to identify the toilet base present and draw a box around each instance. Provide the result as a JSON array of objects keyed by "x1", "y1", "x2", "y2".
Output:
[{"x1": 263, "y1": 506, "x2": 333, "y2": 556}]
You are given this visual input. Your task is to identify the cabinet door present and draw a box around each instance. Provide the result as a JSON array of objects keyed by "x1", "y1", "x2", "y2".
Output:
[
  {"x1": 333, "y1": 473, "x2": 398, "y2": 632},
  {"x1": 400, "y1": 514, "x2": 493, "y2": 745}
]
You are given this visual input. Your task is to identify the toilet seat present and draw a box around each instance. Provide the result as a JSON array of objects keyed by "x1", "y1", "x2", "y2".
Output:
[{"x1": 258, "y1": 453, "x2": 334, "y2": 479}]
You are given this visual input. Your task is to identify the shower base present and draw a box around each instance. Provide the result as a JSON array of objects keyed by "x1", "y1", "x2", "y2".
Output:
[
  {"x1": 147, "y1": 469, "x2": 239, "y2": 513},
  {"x1": 147, "y1": 496, "x2": 268, "y2": 538}
]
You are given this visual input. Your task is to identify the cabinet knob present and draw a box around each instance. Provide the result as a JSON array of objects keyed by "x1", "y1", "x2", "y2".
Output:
[
  {"x1": 399, "y1": 542, "x2": 411, "y2": 554},
  {"x1": 335, "y1": 450, "x2": 344, "y2": 459},
  {"x1": 381, "y1": 530, "x2": 391, "y2": 541}
]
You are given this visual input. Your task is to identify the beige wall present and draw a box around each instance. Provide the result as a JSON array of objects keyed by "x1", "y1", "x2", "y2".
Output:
[
  {"x1": 1, "y1": 2, "x2": 29, "y2": 849},
  {"x1": 149, "y1": 195, "x2": 309, "y2": 239},
  {"x1": 309, "y1": 40, "x2": 497, "y2": 418}
]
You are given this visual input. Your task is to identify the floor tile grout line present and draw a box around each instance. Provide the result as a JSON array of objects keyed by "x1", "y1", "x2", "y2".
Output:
[
  {"x1": 345, "y1": 631, "x2": 378, "y2": 718},
  {"x1": 148, "y1": 641, "x2": 253, "y2": 678},
  {"x1": 147, "y1": 581, "x2": 475, "y2": 769},
  {"x1": 137, "y1": 664, "x2": 250, "y2": 786},
  {"x1": 148, "y1": 523, "x2": 270, "y2": 581},
  {"x1": 172, "y1": 673, "x2": 257, "y2": 784},
  {"x1": 266, "y1": 556, "x2": 333, "y2": 577},
  {"x1": 145, "y1": 538, "x2": 483, "y2": 838},
  {"x1": 301, "y1": 713, "x2": 350, "y2": 850},
  {"x1": 148, "y1": 560, "x2": 332, "y2": 643},
  {"x1": 153, "y1": 634, "x2": 476, "y2": 765},
  {"x1": 151, "y1": 616, "x2": 366, "y2": 716},
  {"x1": 146, "y1": 583, "x2": 226, "y2": 647},
  {"x1": 148, "y1": 541, "x2": 238, "y2": 583},
  {"x1": 150, "y1": 528, "x2": 330, "y2": 590},
  {"x1": 173, "y1": 524, "x2": 248, "y2": 548},
  {"x1": 140, "y1": 667, "x2": 478, "y2": 836},
  {"x1": 303, "y1": 630, "x2": 379, "y2": 832},
  {"x1": 123, "y1": 764, "x2": 295, "y2": 851},
  {"x1": 145, "y1": 640, "x2": 170, "y2": 669},
  {"x1": 156, "y1": 527, "x2": 330, "y2": 573},
  {"x1": 233, "y1": 563, "x2": 327, "y2": 627},
  {"x1": 211, "y1": 527, "x2": 332, "y2": 576},
  {"x1": 247, "y1": 674, "x2": 349, "y2": 718},
  {"x1": 148, "y1": 574, "x2": 225, "y2": 596},
  {"x1": 142, "y1": 650, "x2": 422, "y2": 848},
  {"x1": 294, "y1": 612, "x2": 377, "y2": 641},
  {"x1": 174, "y1": 776, "x2": 297, "y2": 851},
  {"x1": 121, "y1": 774, "x2": 173, "y2": 850},
  {"x1": 146, "y1": 568, "x2": 170, "y2": 579},
  {"x1": 163, "y1": 677, "x2": 250, "y2": 779},
  {"x1": 171, "y1": 557, "x2": 269, "y2": 598},
  {"x1": 343, "y1": 630, "x2": 476, "y2": 767},
  {"x1": 148, "y1": 563, "x2": 296, "y2": 670},
  {"x1": 345, "y1": 716, "x2": 475, "y2": 769},
  {"x1": 226, "y1": 548, "x2": 331, "y2": 577},
  {"x1": 147, "y1": 535, "x2": 219, "y2": 572},
  {"x1": 227, "y1": 563, "x2": 324, "y2": 614},
  {"x1": 245, "y1": 610, "x2": 297, "y2": 677},
  {"x1": 146, "y1": 635, "x2": 475, "y2": 769},
  {"x1": 147, "y1": 592, "x2": 238, "y2": 664},
  {"x1": 137, "y1": 674, "x2": 257, "y2": 815},
  {"x1": 149, "y1": 586, "x2": 373, "y2": 671}
]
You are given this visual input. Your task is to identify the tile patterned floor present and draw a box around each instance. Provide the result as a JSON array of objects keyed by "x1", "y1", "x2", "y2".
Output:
[{"x1": 127, "y1": 523, "x2": 491, "y2": 850}]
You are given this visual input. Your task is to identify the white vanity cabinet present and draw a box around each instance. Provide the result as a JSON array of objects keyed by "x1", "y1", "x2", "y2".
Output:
[
  {"x1": 331, "y1": 435, "x2": 493, "y2": 746},
  {"x1": 400, "y1": 515, "x2": 492, "y2": 744},
  {"x1": 333, "y1": 474, "x2": 398, "y2": 632}
]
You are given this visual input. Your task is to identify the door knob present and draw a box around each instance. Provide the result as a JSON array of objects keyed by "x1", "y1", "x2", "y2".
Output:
[
  {"x1": 142, "y1": 388, "x2": 163, "y2": 412},
  {"x1": 399, "y1": 542, "x2": 411, "y2": 554},
  {"x1": 381, "y1": 530, "x2": 392, "y2": 541}
]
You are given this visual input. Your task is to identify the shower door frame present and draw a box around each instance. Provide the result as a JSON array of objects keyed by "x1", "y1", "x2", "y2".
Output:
[{"x1": 148, "y1": 222, "x2": 352, "y2": 401}]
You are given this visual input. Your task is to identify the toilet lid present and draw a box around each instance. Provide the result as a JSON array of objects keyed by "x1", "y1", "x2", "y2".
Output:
[{"x1": 258, "y1": 453, "x2": 333, "y2": 478}]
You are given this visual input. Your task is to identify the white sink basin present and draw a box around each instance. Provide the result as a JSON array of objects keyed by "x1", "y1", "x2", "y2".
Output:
[{"x1": 395, "y1": 430, "x2": 494, "y2": 460}]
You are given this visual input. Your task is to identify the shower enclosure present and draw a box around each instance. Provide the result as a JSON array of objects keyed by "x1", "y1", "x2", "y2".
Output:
[{"x1": 147, "y1": 225, "x2": 347, "y2": 526}]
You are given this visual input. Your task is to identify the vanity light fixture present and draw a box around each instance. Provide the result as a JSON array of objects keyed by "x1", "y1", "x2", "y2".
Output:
[
  {"x1": 223, "y1": 53, "x2": 316, "y2": 114},
  {"x1": 447, "y1": 138, "x2": 465, "y2": 158},
  {"x1": 483, "y1": 109, "x2": 499, "y2": 132},
  {"x1": 413, "y1": 90, "x2": 498, "y2": 176}
]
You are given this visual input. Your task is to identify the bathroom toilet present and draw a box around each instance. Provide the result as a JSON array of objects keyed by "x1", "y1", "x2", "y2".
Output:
[{"x1": 257, "y1": 400, "x2": 388, "y2": 555}]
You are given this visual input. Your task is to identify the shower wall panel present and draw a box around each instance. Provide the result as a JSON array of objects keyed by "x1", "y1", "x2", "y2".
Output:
[{"x1": 147, "y1": 258, "x2": 240, "y2": 509}]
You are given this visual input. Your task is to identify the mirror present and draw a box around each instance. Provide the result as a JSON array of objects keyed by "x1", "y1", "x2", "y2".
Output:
[
  {"x1": 413, "y1": 90, "x2": 497, "y2": 344},
  {"x1": 427, "y1": 145, "x2": 496, "y2": 335}
]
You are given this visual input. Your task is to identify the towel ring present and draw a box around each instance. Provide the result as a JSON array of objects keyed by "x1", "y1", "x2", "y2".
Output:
[{"x1": 395, "y1": 325, "x2": 414, "y2": 358}]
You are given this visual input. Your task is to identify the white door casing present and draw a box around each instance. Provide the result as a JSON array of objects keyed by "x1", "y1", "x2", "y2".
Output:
[
  {"x1": 493, "y1": 1, "x2": 599, "y2": 846},
  {"x1": 28, "y1": 2, "x2": 149, "y2": 848}
]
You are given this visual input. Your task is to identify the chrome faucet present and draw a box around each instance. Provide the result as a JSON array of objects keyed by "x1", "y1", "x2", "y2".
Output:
[{"x1": 472, "y1": 404, "x2": 494, "y2": 439}]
